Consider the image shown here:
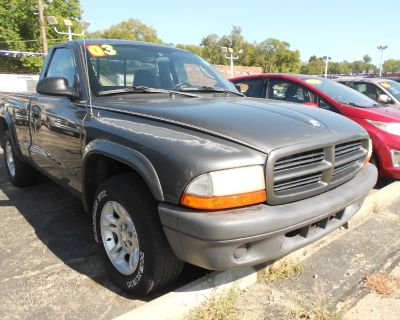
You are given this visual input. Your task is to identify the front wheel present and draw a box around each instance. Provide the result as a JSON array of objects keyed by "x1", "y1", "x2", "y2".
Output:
[
  {"x1": 3, "y1": 130, "x2": 38, "y2": 187},
  {"x1": 92, "y1": 173, "x2": 183, "y2": 296}
]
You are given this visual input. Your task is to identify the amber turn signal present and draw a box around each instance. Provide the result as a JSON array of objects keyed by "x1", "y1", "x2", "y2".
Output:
[{"x1": 181, "y1": 190, "x2": 267, "y2": 210}]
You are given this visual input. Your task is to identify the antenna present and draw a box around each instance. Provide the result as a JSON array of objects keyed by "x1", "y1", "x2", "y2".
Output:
[{"x1": 82, "y1": 38, "x2": 93, "y2": 115}]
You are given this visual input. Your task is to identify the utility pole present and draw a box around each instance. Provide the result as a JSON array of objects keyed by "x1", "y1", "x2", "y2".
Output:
[
  {"x1": 377, "y1": 45, "x2": 388, "y2": 77},
  {"x1": 38, "y1": 0, "x2": 48, "y2": 54}
]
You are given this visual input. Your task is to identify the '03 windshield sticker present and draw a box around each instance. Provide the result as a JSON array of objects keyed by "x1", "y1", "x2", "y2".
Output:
[
  {"x1": 87, "y1": 44, "x2": 117, "y2": 57},
  {"x1": 379, "y1": 82, "x2": 391, "y2": 89},
  {"x1": 305, "y1": 79, "x2": 322, "y2": 85}
]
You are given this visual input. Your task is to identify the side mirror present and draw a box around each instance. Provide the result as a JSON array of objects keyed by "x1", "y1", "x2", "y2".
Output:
[
  {"x1": 303, "y1": 102, "x2": 318, "y2": 108},
  {"x1": 36, "y1": 77, "x2": 79, "y2": 100},
  {"x1": 377, "y1": 94, "x2": 391, "y2": 104}
]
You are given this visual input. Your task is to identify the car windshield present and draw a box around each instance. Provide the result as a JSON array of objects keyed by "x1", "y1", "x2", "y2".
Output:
[
  {"x1": 378, "y1": 80, "x2": 400, "y2": 101},
  {"x1": 304, "y1": 77, "x2": 379, "y2": 108},
  {"x1": 84, "y1": 42, "x2": 237, "y2": 95}
]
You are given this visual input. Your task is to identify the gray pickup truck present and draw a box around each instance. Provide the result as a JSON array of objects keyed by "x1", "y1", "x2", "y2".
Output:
[{"x1": 0, "y1": 40, "x2": 377, "y2": 296}]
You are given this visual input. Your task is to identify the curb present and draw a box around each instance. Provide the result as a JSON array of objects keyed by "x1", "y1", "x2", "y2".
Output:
[{"x1": 114, "y1": 181, "x2": 400, "y2": 320}]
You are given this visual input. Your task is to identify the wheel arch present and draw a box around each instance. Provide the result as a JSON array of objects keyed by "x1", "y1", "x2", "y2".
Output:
[
  {"x1": 0, "y1": 113, "x2": 19, "y2": 153},
  {"x1": 82, "y1": 139, "x2": 164, "y2": 212}
]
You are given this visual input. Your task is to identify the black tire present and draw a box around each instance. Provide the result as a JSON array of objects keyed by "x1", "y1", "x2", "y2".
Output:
[
  {"x1": 3, "y1": 130, "x2": 38, "y2": 187},
  {"x1": 92, "y1": 173, "x2": 183, "y2": 296}
]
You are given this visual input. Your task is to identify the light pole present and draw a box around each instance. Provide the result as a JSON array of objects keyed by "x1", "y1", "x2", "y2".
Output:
[
  {"x1": 47, "y1": 16, "x2": 89, "y2": 41},
  {"x1": 377, "y1": 45, "x2": 388, "y2": 77},
  {"x1": 322, "y1": 56, "x2": 331, "y2": 78},
  {"x1": 221, "y1": 47, "x2": 243, "y2": 78}
]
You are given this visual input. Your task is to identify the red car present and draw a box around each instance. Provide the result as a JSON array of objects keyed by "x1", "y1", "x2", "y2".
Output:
[{"x1": 230, "y1": 74, "x2": 400, "y2": 179}]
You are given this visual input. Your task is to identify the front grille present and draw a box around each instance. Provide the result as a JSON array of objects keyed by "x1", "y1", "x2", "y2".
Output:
[
  {"x1": 267, "y1": 138, "x2": 368, "y2": 205},
  {"x1": 274, "y1": 149, "x2": 324, "y2": 172},
  {"x1": 333, "y1": 141, "x2": 365, "y2": 181},
  {"x1": 274, "y1": 172, "x2": 322, "y2": 193}
]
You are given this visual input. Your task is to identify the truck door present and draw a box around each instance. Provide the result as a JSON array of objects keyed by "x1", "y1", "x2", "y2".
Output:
[{"x1": 30, "y1": 46, "x2": 86, "y2": 194}]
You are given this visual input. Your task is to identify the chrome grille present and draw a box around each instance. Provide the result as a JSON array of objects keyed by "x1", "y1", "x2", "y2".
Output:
[
  {"x1": 332, "y1": 141, "x2": 365, "y2": 181},
  {"x1": 274, "y1": 149, "x2": 324, "y2": 172},
  {"x1": 274, "y1": 172, "x2": 322, "y2": 192},
  {"x1": 267, "y1": 139, "x2": 368, "y2": 205}
]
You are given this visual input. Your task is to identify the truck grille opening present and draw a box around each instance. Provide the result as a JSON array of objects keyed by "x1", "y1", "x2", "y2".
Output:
[
  {"x1": 268, "y1": 139, "x2": 367, "y2": 204},
  {"x1": 274, "y1": 149, "x2": 324, "y2": 172},
  {"x1": 274, "y1": 172, "x2": 322, "y2": 192}
]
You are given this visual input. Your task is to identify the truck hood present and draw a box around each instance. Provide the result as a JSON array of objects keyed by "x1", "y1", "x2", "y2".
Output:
[{"x1": 92, "y1": 96, "x2": 367, "y2": 154}]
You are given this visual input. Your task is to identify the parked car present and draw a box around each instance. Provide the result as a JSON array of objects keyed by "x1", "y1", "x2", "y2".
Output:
[
  {"x1": 336, "y1": 77, "x2": 400, "y2": 107},
  {"x1": 0, "y1": 42, "x2": 377, "y2": 296},
  {"x1": 230, "y1": 74, "x2": 400, "y2": 179}
]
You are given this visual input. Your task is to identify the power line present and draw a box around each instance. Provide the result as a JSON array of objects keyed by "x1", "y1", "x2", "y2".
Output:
[{"x1": 0, "y1": 38, "x2": 64, "y2": 44}]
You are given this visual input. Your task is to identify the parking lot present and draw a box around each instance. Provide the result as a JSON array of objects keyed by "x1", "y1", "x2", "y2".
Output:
[
  {"x1": 0, "y1": 149, "x2": 205, "y2": 319},
  {"x1": 0, "y1": 148, "x2": 151, "y2": 319}
]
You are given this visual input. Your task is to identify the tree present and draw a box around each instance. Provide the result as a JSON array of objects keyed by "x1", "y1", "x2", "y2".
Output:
[
  {"x1": 363, "y1": 54, "x2": 372, "y2": 64},
  {"x1": 175, "y1": 44, "x2": 203, "y2": 56},
  {"x1": 255, "y1": 38, "x2": 301, "y2": 73},
  {"x1": 383, "y1": 59, "x2": 400, "y2": 73},
  {"x1": 89, "y1": 18, "x2": 162, "y2": 43},
  {"x1": 0, "y1": 0, "x2": 82, "y2": 72},
  {"x1": 301, "y1": 56, "x2": 324, "y2": 75}
]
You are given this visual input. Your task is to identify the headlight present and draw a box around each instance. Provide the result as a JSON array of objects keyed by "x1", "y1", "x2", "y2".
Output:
[
  {"x1": 181, "y1": 165, "x2": 266, "y2": 210},
  {"x1": 391, "y1": 150, "x2": 400, "y2": 167},
  {"x1": 366, "y1": 120, "x2": 400, "y2": 136}
]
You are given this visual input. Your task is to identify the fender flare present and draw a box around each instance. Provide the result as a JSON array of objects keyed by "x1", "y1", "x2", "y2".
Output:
[
  {"x1": 82, "y1": 139, "x2": 164, "y2": 211},
  {"x1": 0, "y1": 111, "x2": 23, "y2": 159}
]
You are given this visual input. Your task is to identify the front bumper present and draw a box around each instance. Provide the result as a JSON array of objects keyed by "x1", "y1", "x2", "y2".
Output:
[{"x1": 158, "y1": 164, "x2": 378, "y2": 270}]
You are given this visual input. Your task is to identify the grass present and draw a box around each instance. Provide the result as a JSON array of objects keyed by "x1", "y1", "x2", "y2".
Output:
[
  {"x1": 263, "y1": 258, "x2": 304, "y2": 284},
  {"x1": 185, "y1": 287, "x2": 241, "y2": 320},
  {"x1": 287, "y1": 305, "x2": 342, "y2": 320},
  {"x1": 364, "y1": 272, "x2": 400, "y2": 297}
]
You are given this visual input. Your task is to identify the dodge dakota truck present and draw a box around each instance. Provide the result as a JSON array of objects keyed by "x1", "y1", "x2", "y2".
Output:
[{"x1": 0, "y1": 40, "x2": 377, "y2": 296}]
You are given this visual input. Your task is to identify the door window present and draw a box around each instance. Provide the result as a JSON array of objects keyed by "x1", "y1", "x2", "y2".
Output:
[
  {"x1": 268, "y1": 79, "x2": 313, "y2": 103},
  {"x1": 233, "y1": 78, "x2": 265, "y2": 98},
  {"x1": 46, "y1": 48, "x2": 75, "y2": 87},
  {"x1": 353, "y1": 82, "x2": 383, "y2": 101},
  {"x1": 319, "y1": 97, "x2": 340, "y2": 113}
]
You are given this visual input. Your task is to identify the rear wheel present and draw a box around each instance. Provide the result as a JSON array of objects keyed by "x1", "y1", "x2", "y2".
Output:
[
  {"x1": 93, "y1": 173, "x2": 183, "y2": 296},
  {"x1": 3, "y1": 130, "x2": 38, "y2": 187}
]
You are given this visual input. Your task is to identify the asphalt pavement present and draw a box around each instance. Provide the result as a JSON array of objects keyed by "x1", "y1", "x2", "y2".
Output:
[{"x1": 0, "y1": 149, "x2": 207, "y2": 320}]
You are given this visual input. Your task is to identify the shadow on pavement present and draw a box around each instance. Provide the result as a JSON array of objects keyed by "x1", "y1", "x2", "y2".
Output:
[
  {"x1": 0, "y1": 152, "x2": 204, "y2": 304},
  {"x1": 375, "y1": 176, "x2": 396, "y2": 189}
]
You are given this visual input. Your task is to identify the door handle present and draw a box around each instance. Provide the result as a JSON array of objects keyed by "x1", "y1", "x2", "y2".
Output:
[{"x1": 32, "y1": 105, "x2": 41, "y2": 119}]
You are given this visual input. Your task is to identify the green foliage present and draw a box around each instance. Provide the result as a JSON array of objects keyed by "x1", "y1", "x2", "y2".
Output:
[
  {"x1": 301, "y1": 54, "x2": 379, "y2": 76},
  {"x1": 0, "y1": 0, "x2": 82, "y2": 72},
  {"x1": 88, "y1": 18, "x2": 162, "y2": 43},
  {"x1": 176, "y1": 44, "x2": 203, "y2": 56},
  {"x1": 255, "y1": 38, "x2": 301, "y2": 73},
  {"x1": 383, "y1": 59, "x2": 400, "y2": 73}
]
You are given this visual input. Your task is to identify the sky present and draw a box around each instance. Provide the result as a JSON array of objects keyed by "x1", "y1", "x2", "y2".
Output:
[{"x1": 79, "y1": 0, "x2": 400, "y2": 66}]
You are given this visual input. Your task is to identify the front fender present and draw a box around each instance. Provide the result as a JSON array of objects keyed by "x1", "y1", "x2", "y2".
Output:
[
  {"x1": 82, "y1": 139, "x2": 164, "y2": 210},
  {"x1": 0, "y1": 110, "x2": 22, "y2": 158}
]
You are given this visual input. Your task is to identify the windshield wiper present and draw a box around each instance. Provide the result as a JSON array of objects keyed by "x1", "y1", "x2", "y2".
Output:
[
  {"x1": 98, "y1": 86, "x2": 200, "y2": 98},
  {"x1": 180, "y1": 85, "x2": 244, "y2": 97}
]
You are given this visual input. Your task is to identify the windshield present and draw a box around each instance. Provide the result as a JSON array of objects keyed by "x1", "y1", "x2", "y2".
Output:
[
  {"x1": 379, "y1": 80, "x2": 400, "y2": 101},
  {"x1": 304, "y1": 77, "x2": 379, "y2": 108},
  {"x1": 84, "y1": 42, "x2": 237, "y2": 95}
]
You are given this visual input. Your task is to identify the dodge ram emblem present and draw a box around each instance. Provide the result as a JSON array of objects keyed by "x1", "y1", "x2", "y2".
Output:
[{"x1": 308, "y1": 119, "x2": 322, "y2": 127}]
